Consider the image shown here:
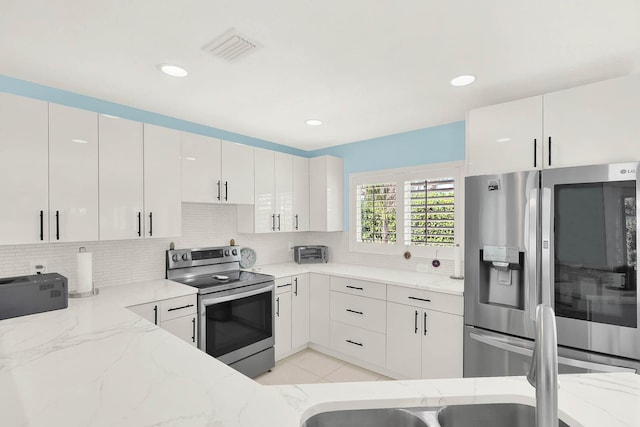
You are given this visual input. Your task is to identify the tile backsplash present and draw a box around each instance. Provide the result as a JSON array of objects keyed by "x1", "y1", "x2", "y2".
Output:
[
  {"x1": 0, "y1": 204, "x2": 457, "y2": 291},
  {"x1": 0, "y1": 204, "x2": 310, "y2": 290}
]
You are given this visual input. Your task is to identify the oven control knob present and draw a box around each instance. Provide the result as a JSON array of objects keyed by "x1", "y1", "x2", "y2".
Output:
[
  {"x1": 181, "y1": 253, "x2": 189, "y2": 261},
  {"x1": 232, "y1": 249, "x2": 238, "y2": 256},
  {"x1": 171, "y1": 254, "x2": 179, "y2": 262},
  {"x1": 224, "y1": 250, "x2": 230, "y2": 256}
]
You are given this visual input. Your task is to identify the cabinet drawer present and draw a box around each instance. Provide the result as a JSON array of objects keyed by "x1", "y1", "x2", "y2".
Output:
[
  {"x1": 330, "y1": 291, "x2": 386, "y2": 333},
  {"x1": 330, "y1": 276, "x2": 386, "y2": 300},
  {"x1": 275, "y1": 276, "x2": 293, "y2": 295},
  {"x1": 330, "y1": 321, "x2": 385, "y2": 368},
  {"x1": 387, "y1": 285, "x2": 463, "y2": 316},
  {"x1": 160, "y1": 294, "x2": 197, "y2": 322}
]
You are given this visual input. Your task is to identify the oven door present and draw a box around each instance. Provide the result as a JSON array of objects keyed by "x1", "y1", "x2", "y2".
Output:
[
  {"x1": 542, "y1": 162, "x2": 640, "y2": 360},
  {"x1": 199, "y1": 280, "x2": 275, "y2": 365}
]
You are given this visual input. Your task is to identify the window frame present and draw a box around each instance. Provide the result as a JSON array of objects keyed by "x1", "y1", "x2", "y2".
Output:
[{"x1": 349, "y1": 161, "x2": 464, "y2": 259}]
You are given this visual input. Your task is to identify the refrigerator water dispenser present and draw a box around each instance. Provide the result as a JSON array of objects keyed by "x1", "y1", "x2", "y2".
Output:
[{"x1": 479, "y1": 245, "x2": 524, "y2": 309}]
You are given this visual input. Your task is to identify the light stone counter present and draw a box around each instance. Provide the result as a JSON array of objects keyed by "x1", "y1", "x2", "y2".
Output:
[
  {"x1": 1, "y1": 278, "x2": 638, "y2": 426},
  {"x1": 252, "y1": 262, "x2": 464, "y2": 295}
]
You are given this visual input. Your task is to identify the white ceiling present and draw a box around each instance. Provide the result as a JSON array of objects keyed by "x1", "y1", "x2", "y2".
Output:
[{"x1": 1, "y1": 1, "x2": 639, "y2": 150}]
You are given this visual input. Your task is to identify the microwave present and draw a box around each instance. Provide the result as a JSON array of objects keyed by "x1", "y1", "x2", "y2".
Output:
[{"x1": 293, "y1": 246, "x2": 328, "y2": 264}]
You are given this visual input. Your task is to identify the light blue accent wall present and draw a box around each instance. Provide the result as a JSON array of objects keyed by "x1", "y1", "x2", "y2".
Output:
[
  {"x1": 0, "y1": 74, "x2": 307, "y2": 157},
  {"x1": 308, "y1": 121, "x2": 466, "y2": 230}
]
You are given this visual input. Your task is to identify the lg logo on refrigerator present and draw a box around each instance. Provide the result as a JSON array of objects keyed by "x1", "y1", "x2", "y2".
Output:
[{"x1": 619, "y1": 169, "x2": 636, "y2": 174}]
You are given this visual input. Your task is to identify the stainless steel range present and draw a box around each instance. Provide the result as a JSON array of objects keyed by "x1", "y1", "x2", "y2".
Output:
[{"x1": 166, "y1": 245, "x2": 275, "y2": 378}]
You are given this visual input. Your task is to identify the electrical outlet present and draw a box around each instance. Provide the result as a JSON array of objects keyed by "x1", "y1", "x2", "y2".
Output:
[
  {"x1": 30, "y1": 260, "x2": 47, "y2": 275},
  {"x1": 416, "y1": 263, "x2": 428, "y2": 273}
]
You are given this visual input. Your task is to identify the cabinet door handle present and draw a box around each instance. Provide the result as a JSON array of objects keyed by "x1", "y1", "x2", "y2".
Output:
[
  {"x1": 346, "y1": 285, "x2": 363, "y2": 291},
  {"x1": 277, "y1": 283, "x2": 292, "y2": 288},
  {"x1": 295, "y1": 214, "x2": 299, "y2": 230},
  {"x1": 39, "y1": 210, "x2": 44, "y2": 241},
  {"x1": 55, "y1": 210, "x2": 60, "y2": 240},
  {"x1": 424, "y1": 312, "x2": 428, "y2": 336},
  {"x1": 167, "y1": 304, "x2": 194, "y2": 312},
  {"x1": 533, "y1": 138, "x2": 537, "y2": 168},
  {"x1": 346, "y1": 309, "x2": 363, "y2": 315},
  {"x1": 276, "y1": 297, "x2": 280, "y2": 317},
  {"x1": 271, "y1": 214, "x2": 276, "y2": 231},
  {"x1": 414, "y1": 310, "x2": 418, "y2": 334},
  {"x1": 346, "y1": 339, "x2": 363, "y2": 347},
  {"x1": 149, "y1": 212, "x2": 153, "y2": 236},
  {"x1": 548, "y1": 136, "x2": 552, "y2": 166},
  {"x1": 153, "y1": 305, "x2": 158, "y2": 325},
  {"x1": 191, "y1": 317, "x2": 196, "y2": 343},
  {"x1": 277, "y1": 214, "x2": 281, "y2": 231},
  {"x1": 408, "y1": 296, "x2": 431, "y2": 302},
  {"x1": 224, "y1": 181, "x2": 228, "y2": 201},
  {"x1": 217, "y1": 180, "x2": 221, "y2": 201},
  {"x1": 137, "y1": 212, "x2": 142, "y2": 237},
  {"x1": 294, "y1": 277, "x2": 298, "y2": 296}
]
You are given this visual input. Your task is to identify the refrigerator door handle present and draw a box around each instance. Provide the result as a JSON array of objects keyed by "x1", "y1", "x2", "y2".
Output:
[
  {"x1": 541, "y1": 187, "x2": 553, "y2": 306},
  {"x1": 470, "y1": 332, "x2": 636, "y2": 374},
  {"x1": 469, "y1": 331, "x2": 532, "y2": 357},
  {"x1": 526, "y1": 187, "x2": 539, "y2": 323}
]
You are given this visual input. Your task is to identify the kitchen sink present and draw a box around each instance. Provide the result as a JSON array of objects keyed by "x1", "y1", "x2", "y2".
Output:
[
  {"x1": 436, "y1": 403, "x2": 569, "y2": 427},
  {"x1": 302, "y1": 403, "x2": 570, "y2": 427},
  {"x1": 302, "y1": 408, "x2": 429, "y2": 427}
]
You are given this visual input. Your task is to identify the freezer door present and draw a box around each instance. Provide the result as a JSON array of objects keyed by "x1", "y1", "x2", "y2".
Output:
[
  {"x1": 463, "y1": 326, "x2": 638, "y2": 378},
  {"x1": 465, "y1": 171, "x2": 540, "y2": 339},
  {"x1": 542, "y1": 162, "x2": 640, "y2": 361}
]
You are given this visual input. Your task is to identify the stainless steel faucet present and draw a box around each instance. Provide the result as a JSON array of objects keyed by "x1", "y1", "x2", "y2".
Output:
[{"x1": 527, "y1": 304, "x2": 559, "y2": 427}]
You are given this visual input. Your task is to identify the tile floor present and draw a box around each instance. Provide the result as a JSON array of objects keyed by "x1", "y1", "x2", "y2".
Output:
[{"x1": 255, "y1": 348, "x2": 392, "y2": 385}]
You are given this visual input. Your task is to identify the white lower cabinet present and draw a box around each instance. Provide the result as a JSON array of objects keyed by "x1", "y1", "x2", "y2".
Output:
[
  {"x1": 275, "y1": 274, "x2": 310, "y2": 360},
  {"x1": 386, "y1": 300, "x2": 463, "y2": 379},
  {"x1": 309, "y1": 273, "x2": 331, "y2": 348},
  {"x1": 127, "y1": 294, "x2": 197, "y2": 346},
  {"x1": 330, "y1": 321, "x2": 386, "y2": 368}
]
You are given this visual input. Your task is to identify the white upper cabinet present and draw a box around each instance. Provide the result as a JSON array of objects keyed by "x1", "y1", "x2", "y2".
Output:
[
  {"x1": 221, "y1": 140, "x2": 254, "y2": 204},
  {"x1": 309, "y1": 155, "x2": 344, "y2": 232},
  {"x1": 253, "y1": 147, "x2": 276, "y2": 233},
  {"x1": 99, "y1": 115, "x2": 144, "y2": 240},
  {"x1": 466, "y1": 96, "x2": 543, "y2": 176},
  {"x1": 543, "y1": 74, "x2": 640, "y2": 169},
  {"x1": 292, "y1": 156, "x2": 309, "y2": 232},
  {"x1": 181, "y1": 132, "x2": 222, "y2": 203},
  {"x1": 467, "y1": 74, "x2": 640, "y2": 175},
  {"x1": 275, "y1": 152, "x2": 293, "y2": 232},
  {"x1": 0, "y1": 93, "x2": 49, "y2": 245},
  {"x1": 48, "y1": 103, "x2": 99, "y2": 242},
  {"x1": 143, "y1": 124, "x2": 181, "y2": 238}
]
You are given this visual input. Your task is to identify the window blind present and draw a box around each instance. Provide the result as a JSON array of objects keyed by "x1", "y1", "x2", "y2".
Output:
[
  {"x1": 403, "y1": 177, "x2": 455, "y2": 247},
  {"x1": 356, "y1": 182, "x2": 397, "y2": 244}
]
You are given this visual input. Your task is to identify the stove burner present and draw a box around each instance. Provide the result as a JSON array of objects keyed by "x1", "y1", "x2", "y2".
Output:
[{"x1": 214, "y1": 275, "x2": 229, "y2": 281}]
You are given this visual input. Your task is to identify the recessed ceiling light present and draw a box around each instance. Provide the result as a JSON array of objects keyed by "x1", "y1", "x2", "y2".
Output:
[
  {"x1": 71, "y1": 138, "x2": 88, "y2": 144},
  {"x1": 306, "y1": 119, "x2": 323, "y2": 126},
  {"x1": 450, "y1": 75, "x2": 476, "y2": 87},
  {"x1": 496, "y1": 137, "x2": 512, "y2": 143},
  {"x1": 159, "y1": 64, "x2": 188, "y2": 77},
  {"x1": 185, "y1": 157, "x2": 197, "y2": 161}
]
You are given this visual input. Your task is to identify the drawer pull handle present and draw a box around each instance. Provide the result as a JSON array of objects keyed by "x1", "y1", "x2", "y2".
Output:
[
  {"x1": 346, "y1": 285, "x2": 364, "y2": 291},
  {"x1": 277, "y1": 283, "x2": 292, "y2": 288},
  {"x1": 408, "y1": 296, "x2": 431, "y2": 303},
  {"x1": 346, "y1": 339, "x2": 363, "y2": 347},
  {"x1": 167, "y1": 304, "x2": 194, "y2": 312},
  {"x1": 346, "y1": 309, "x2": 363, "y2": 315}
]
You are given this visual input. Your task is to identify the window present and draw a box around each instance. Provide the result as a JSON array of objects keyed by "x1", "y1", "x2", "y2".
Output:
[{"x1": 350, "y1": 162, "x2": 462, "y2": 256}]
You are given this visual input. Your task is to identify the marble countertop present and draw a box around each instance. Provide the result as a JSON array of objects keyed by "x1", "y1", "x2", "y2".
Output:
[
  {"x1": 1, "y1": 278, "x2": 638, "y2": 426},
  {"x1": 251, "y1": 262, "x2": 464, "y2": 295}
]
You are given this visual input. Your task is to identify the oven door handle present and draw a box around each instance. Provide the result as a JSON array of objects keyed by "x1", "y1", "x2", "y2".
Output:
[{"x1": 200, "y1": 282, "x2": 274, "y2": 305}]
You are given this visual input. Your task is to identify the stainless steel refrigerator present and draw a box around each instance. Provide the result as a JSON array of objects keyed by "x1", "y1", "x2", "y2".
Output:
[{"x1": 464, "y1": 162, "x2": 640, "y2": 377}]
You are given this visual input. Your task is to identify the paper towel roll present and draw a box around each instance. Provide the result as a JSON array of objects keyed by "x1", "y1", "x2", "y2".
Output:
[{"x1": 76, "y1": 250, "x2": 93, "y2": 294}]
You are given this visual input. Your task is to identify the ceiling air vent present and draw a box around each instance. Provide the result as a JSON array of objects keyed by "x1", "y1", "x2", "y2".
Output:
[{"x1": 202, "y1": 28, "x2": 262, "y2": 62}]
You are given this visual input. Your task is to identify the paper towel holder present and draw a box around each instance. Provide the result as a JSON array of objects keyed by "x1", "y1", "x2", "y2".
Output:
[{"x1": 69, "y1": 247, "x2": 100, "y2": 298}]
